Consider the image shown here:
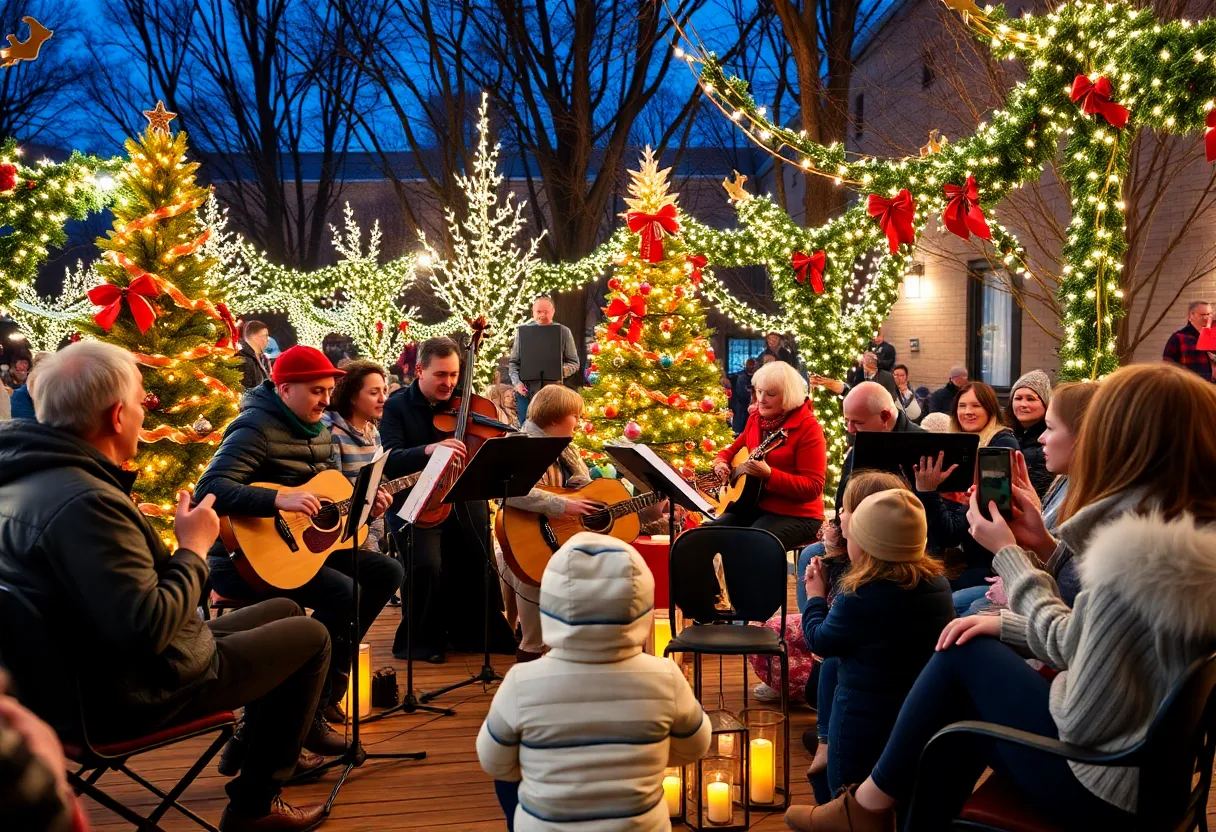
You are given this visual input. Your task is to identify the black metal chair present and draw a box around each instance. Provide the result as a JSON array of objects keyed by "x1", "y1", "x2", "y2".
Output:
[
  {"x1": 0, "y1": 583, "x2": 235, "y2": 831},
  {"x1": 906, "y1": 650, "x2": 1216, "y2": 832},
  {"x1": 664, "y1": 525, "x2": 791, "y2": 808}
]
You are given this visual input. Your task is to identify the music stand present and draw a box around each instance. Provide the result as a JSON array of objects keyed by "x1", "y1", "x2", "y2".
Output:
[
  {"x1": 517, "y1": 324, "x2": 563, "y2": 394},
  {"x1": 301, "y1": 449, "x2": 425, "y2": 814},
  {"x1": 419, "y1": 435, "x2": 570, "y2": 704},
  {"x1": 603, "y1": 442, "x2": 716, "y2": 545},
  {"x1": 365, "y1": 447, "x2": 461, "y2": 723}
]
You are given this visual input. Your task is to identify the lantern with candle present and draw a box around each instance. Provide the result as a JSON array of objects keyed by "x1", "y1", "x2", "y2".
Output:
[
  {"x1": 741, "y1": 708, "x2": 788, "y2": 809},
  {"x1": 681, "y1": 711, "x2": 747, "y2": 830},
  {"x1": 340, "y1": 643, "x2": 372, "y2": 720}
]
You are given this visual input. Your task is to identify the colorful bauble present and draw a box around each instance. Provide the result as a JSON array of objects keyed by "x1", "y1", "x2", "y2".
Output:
[
  {"x1": 660, "y1": 353, "x2": 674, "y2": 368},
  {"x1": 624, "y1": 421, "x2": 642, "y2": 440},
  {"x1": 613, "y1": 356, "x2": 625, "y2": 368},
  {"x1": 699, "y1": 398, "x2": 715, "y2": 413},
  {"x1": 608, "y1": 277, "x2": 622, "y2": 291},
  {"x1": 604, "y1": 404, "x2": 619, "y2": 419},
  {"x1": 142, "y1": 393, "x2": 160, "y2": 411},
  {"x1": 587, "y1": 372, "x2": 600, "y2": 385},
  {"x1": 588, "y1": 466, "x2": 603, "y2": 480},
  {"x1": 680, "y1": 464, "x2": 695, "y2": 479},
  {"x1": 674, "y1": 286, "x2": 686, "y2": 299},
  {"x1": 685, "y1": 412, "x2": 702, "y2": 428},
  {"x1": 590, "y1": 342, "x2": 602, "y2": 355},
  {"x1": 684, "y1": 441, "x2": 696, "y2": 451},
  {"x1": 0, "y1": 163, "x2": 17, "y2": 192},
  {"x1": 192, "y1": 416, "x2": 213, "y2": 436},
  {"x1": 706, "y1": 348, "x2": 716, "y2": 362},
  {"x1": 398, "y1": 321, "x2": 409, "y2": 333},
  {"x1": 601, "y1": 463, "x2": 617, "y2": 479},
  {"x1": 660, "y1": 318, "x2": 674, "y2": 333},
  {"x1": 583, "y1": 420, "x2": 596, "y2": 434},
  {"x1": 639, "y1": 282, "x2": 652, "y2": 296},
  {"x1": 667, "y1": 393, "x2": 682, "y2": 407},
  {"x1": 701, "y1": 438, "x2": 715, "y2": 453}
]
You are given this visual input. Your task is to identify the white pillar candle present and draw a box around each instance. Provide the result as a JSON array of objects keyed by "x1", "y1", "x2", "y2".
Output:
[
  {"x1": 706, "y1": 779, "x2": 732, "y2": 824},
  {"x1": 663, "y1": 775, "x2": 681, "y2": 816},
  {"x1": 749, "y1": 737, "x2": 775, "y2": 803}
]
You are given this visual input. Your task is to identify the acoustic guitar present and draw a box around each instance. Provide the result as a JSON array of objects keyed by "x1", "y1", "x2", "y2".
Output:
[
  {"x1": 219, "y1": 468, "x2": 422, "y2": 590},
  {"x1": 695, "y1": 428, "x2": 788, "y2": 515},
  {"x1": 496, "y1": 478, "x2": 660, "y2": 587}
]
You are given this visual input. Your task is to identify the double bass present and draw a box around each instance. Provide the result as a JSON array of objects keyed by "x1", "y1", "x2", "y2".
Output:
[{"x1": 413, "y1": 319, "x2": 515, "y2": 528}]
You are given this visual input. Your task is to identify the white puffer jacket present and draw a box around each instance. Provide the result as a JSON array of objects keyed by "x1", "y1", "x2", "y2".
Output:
[{"x1": 477, "y1": 533, "x2": 712, "y2": 831}]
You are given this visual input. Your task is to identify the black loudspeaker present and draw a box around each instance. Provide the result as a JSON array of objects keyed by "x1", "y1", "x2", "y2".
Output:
[{"x1": 371, "y1": 667, "x2": 399, "y2": 709}]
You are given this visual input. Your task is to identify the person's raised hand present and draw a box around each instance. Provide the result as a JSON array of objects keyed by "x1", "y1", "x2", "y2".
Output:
[
  {"x1": 275, "y1": 490, "x2": 322, "y2": 517},
  {"x1": 965, "y1": 489, "x2": 1017, "y2": 553},
  {"x1": 371, "y1": 486, "x2": 392, "y2": 519},
  {"x1": 425, "y1": 437, "x2": 468, "y2": 460},
  {"x1": 810, "y1": 374, "x2": 846, "y2": 395},
  {"x1": 1012, "y1": 452, "x2": 1041, "y2": 512},
  {"x1": 1006, "y1": 482, "x2": 1055, "y2": 562},
  {"x1": 804, "y1": 556, "x2": 827, "y2": 599},
  {"x1": 912, "y1": 451, "x2": 957, "y2": 492},
  {"x1": 174, "y1": 491, "x2": 219, "y2": 556},
  {"x1": 936, "y1": 615, "x2": 1000, "y2": 651},
  {"x1": 514, "y1": 383, "x2": 528, "y2": 397}
]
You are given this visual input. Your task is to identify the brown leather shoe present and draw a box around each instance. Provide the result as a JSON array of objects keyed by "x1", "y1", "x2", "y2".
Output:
[
  {"x1": 292, "y1": 749, "x2": 327, "y2": 780},
  {"x1": 784, "y1": 786, "x2": 895, "y2": 832},
  {"x1": 302, "y1": 714, "x2": 348, "y2": 757},
  {"x1": 321, "y1": 703, "x2": 345, "y2": 725},
  {"x1": 219, "y1": 796, "x2": 326, "y2": 831}
]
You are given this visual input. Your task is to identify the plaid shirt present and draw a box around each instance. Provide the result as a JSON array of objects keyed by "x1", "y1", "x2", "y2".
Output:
[{"x1": 1163, "y1": 323, "x2": 1213, "y2": 382}]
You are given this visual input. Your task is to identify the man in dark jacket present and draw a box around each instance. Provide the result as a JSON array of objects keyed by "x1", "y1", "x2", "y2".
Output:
[
  {"x1": 869, "y1": 332, "x2": 896, "y2": 372},
  {"x1": 760, "y1": 331, "x2": 798, "y2": 368},
  {"x1": 196, "y1": 345, "x2": 401, "y2": 731},
  {"x1": 380, "y1": 336, "x2": 517, "y2": 662},
  {"x1": 730, "y1": 358, "x2": 756, "y2": 433},
  {"x1": 237, "y1": 321, "x2": 273, "y2": 390},
  {"x1": 926, "y1": 365, "x2": 969, "y2": 414},
  {"x1": 0, "y1": 341, "x2": 330, "y2": 831},
  {"x1": 844, "y1": 352, "x2": 899, "y2": 400}
]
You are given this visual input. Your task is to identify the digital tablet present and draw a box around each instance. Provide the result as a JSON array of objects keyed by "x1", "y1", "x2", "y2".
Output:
[{"x1": 851, "y1": 431, "x2": 980, "y2": 492}]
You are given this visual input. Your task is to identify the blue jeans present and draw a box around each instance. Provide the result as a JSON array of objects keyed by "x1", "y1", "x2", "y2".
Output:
[
  {"x1": 870, "y1": 638, "x2": 1134, "y2": 828},
  {"x1": 951, "y1": 585, "x2": 988, "y2": 617},
  {"x1": 796, "y1": 542, "x2": 825, "y2": 610},
  {"x1": 810, "y1": 656, "x2": 839, "y2": 804}
]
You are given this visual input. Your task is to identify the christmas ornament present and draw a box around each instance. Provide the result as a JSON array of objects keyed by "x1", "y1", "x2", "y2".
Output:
[
  {"x1": 608, "y1": 277, "x2": 622, "y2": 291},
  {"x1": 686, "y1": 412, "x2": 702, "y2": 428},
  {"x1": 398, "y1": 321, "x2": 409, "y2": 333},
  {"x1": 143, "y1": 100, "x2": 177, "y2": 134},
  {"x1": 919, "y1": 129, "x2": 948, "y2": 157},
  {"x1": 589, "y1": 362, "x2": 598, "y2": 372},
  {"x1": 624, "y1": 421, "x2": 642, "y2": 440},
  {"x1": 1070, "y1": 75, "x2": 1129, "y2": 129},
  {"x1": 375, "y1": 321, "x2": 384, "y2": 335},
  {"x1": 589, "y1": 465, "x2": 603, "y2": 480},
  {"x1": 660, "y1": 353, "x2": 674, "y2": 368},
  {"x1": 1206, "y1": 111, "x2": 1216, "y2": 163},
  {"x1": 791, "y1": 250, "x2": 826, "y2": 293},
  {"x1": 701, "y1": 438, "x2": 715, "y2": 453},
  {"x1": 613, "y1": 356, "x2": 624, "y2": 368},
  {"x1": 685, "y1": 253, "x2": 707, "y2": 286},
  {"x1": 0, "y1": 162, "x2": 16, "y2": 192},
  {"x1": 699, "y1": 398, "x2": 715, "y2": 413},
  {"x1": 590, "y1": 342, "x2": 602, "y2": 355},
  {"x1": 88, "y1": 275, "x2": 160, "y2": 333},
  {"x1": 68, "y1": 332, "x2": 81, "y2": 343},
  {"x1": 601, "y1": 464, "x2": 617, "y2": 479},
  {"x1": 0, "y1": 17, "x2": 52, "y2": 68},
  {"x1": 588, "y1": 372, "x2": 600, "y2": 385},
  {"x1": 639, "y1": 282, "x2": 652, "y2": 296},
  {"x1": 583, "y1": 420, "x2": 596, "y2": 434},
  {"x1": 192, "y1": 416, "x2": 213, "y2": 436},
  {"x1": 604, "y1": 404, "x2": 619, "y2": 419},
  {"x1": 706, "y1": 348, "x2": 715, "y2": 363},
  {"x1": 867, "y1": 189, "x2": 916, "y2": 254},
  {"x1": 606, "y1": 294, "x2": 646, "y2": 342},
  {"x1": 660, "y1": 317, "x2": 674, "y2": 333},
  {"x1": 142, "y1": 393, "x2": 160, "y2": 411},
  {"x1": 684, "y1": 441, "x2": 695, "y2": 451},
  {"x1": 667, "y1": 393, "x2": 684, "y2": 407},
  {"x1": 673, "y1": 285, "x2": 685, "y2": 299},
  {"x1": 943, "y1": 175, "x2": 992, "y2": 242},
  {"x1": 680, "y1": 464, "x2": 695, "y2": 479}
]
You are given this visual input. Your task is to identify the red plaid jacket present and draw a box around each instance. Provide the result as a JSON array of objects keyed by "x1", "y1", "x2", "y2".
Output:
[{"x1": 1163, "y1": 323, "x2": 1213, "y2": 382}]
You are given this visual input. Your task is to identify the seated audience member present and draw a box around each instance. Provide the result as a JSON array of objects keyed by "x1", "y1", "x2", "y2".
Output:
[
  {"x1": 8, "y1": 353, "x2": 44, "y2": 420},
  {"x1": 477, "y1": 533, "x2": 711, "y2": 831},
  {"x1": 891, "y1": 364, "x2": 922, "y2": 423},
  {"x1": 485, "y1": 383, "x2": 520, "y2": 428},
  {"x1": 785, "y1": 362, "x2": 1216, "y2": 832},
  {"x1": 498, "y1": 385, "x2": 601, "y2": 663},
  {"x1": 802, "y1": 484, "x2": 953, "y2": 805},
  {"x1": 710, "y1": 360, "x2": 826, "y2": 550},
  {"x1": 1006, "y1": 370, "x2": 1054, "y2": 498},
  {"x1": 925, "y1": 365, "x2": 968, "y2": 415},
  {"x1": 0, "y1": 342, "x2": 330, "y2": 831},
  {"x1": 845, "y1": 352, "x2": 899, "y2": 400}
]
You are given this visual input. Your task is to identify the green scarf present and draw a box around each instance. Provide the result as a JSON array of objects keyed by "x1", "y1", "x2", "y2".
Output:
[{"x1": 272, "y1": 390, "x2": 325, "y2": 438}]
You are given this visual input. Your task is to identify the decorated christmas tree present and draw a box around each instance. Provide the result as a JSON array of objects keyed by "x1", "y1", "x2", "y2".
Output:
[
  {"x1": 579, "y1": 149, "x2": 733, "y2": 478},
  {"x1": 85, "y1": 103, "x2": 242, "y2": 540}
]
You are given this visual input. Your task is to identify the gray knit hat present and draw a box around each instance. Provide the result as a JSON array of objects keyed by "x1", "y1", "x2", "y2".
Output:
[{"x1": 1010, "y1": 369, "x2": 1052, "y2": 405}]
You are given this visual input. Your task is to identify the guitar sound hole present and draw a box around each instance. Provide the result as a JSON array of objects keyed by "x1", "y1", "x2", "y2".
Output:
[
  {"x1": 312, "y1": 502, "x2": 341, "y2": 533},
  {"x1": 582, "y1": 511, "x2": 613, "y2": 533}
]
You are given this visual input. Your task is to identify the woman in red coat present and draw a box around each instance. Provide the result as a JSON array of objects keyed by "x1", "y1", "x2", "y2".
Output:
[{"x1": 711, "y1": 360, "x2": 827, "y2": 549}]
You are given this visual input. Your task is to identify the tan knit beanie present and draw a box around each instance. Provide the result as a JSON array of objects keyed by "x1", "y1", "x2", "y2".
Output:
[{"x1": 847, "y1": 489, "x2": 927, "y2": 563}]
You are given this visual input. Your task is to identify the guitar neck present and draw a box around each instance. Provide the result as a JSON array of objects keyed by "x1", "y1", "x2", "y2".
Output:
[
  {"x1": 333, "y1": 471, "x2": 421, "y2": 515},
  {"x1": 608, "y1": 490, "x2": 660, "y2": 520}
]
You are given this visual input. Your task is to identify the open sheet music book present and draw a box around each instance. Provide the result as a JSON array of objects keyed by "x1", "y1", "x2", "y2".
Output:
[
  {"x1": 397, "y1": 445, "x2": 456, "y2": 526},
  {"x1": 605, "y1": 441, "x2": 716, "y2": 516},
  {"x1": 343, "y1": 447, "x2": 390, "y2": 541}
]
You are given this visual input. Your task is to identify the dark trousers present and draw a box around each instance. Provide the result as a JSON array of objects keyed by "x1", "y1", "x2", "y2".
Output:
[
  {"x1": 118, "y1": 599, "x2": 330, "y2": 815},
  {"x1": 208, "y1": 548, "x2": 403, "y2": 704},
  {"x1": 810, "y1": 656, "x2": 839, "y2": 804},
  {"x1": 391, "y1": 502, "x2": 516, "y2": 657},
  {"x1": 495, "y1": 780, "x2": 520, "y2": 831},
  {"x1": 870, "y1": 638, "x2": 1135, "y2": 829},
  {"x1": 710, "y1": 507, "x2": 821, "y2": 552}
]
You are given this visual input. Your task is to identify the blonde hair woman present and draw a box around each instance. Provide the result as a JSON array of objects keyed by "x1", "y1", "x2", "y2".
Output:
[{"x1": 709, "y1": 360, "x2": 827, "y2": 550}]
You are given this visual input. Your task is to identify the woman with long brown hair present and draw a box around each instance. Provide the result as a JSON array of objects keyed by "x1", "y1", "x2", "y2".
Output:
[{"x1": 786, "y1": 363, "x2": 1216, "y2": 831}]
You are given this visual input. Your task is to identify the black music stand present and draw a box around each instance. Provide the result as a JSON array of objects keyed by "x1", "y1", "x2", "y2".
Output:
[
  {"x1": 299, "y1": 450, "x2": 425, "y2": 814},
  {"x1": 419, "y1": 435, "x2": 570, "y2": 704},
  {"x1": 517, "y1": 324, "x2": 563, "y2": 394},
  {"x1": 604, "y1": 442, "x2": 716, "y2": 544}
]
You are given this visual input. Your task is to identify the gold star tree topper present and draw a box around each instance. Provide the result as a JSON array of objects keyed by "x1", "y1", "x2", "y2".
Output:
[
  {"x1": 143, "y1": 101, "x2": 177, "y2": 134},
  {"x1": 620, "y1": 146, "x2": 678, "y2": 218}
]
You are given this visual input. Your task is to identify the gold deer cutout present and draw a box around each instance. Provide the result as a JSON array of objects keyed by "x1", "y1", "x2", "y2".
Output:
[{"x1": 0, "y1": 17, "x2": 52, "y2": 68}]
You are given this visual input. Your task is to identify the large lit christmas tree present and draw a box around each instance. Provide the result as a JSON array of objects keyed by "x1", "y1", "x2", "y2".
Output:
[
  {"x1": 85, "y1": 103, "x2": 242, "y2": 539},
  {"x1": 579, "y1": 149, "x2": 733, "y2": 478}
]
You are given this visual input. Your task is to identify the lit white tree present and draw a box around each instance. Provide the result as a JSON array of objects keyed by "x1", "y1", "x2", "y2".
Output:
[{"x1": 9, "y1": 261, "x2": 103, "y2": 351}]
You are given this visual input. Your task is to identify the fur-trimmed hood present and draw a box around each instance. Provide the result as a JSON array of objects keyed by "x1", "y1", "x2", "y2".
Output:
[{"x1": 1080, "y1": 510, "x2": 1216, "y2": 642}]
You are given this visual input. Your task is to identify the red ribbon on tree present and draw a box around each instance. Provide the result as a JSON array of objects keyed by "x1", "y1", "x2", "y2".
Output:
[
  {"x1": 1070, "y1": 75, "x2": 1129, "y2": 129},
  {"x1": 626, "y1": 204, "x2": 679, "y2": 262},
  {"x1": 791, "y1": 250, "x2": 826, "y2": 293},
  {"x1": 88, "y1": 276, "x2": 160, "y2": 333},
  {"x1": 606, "y1": 294, "x2": 647, "y2": 342},
  {"x1": 0, "y1": 163, "x2": 17, "y2": 192},
  {"x1": 215, "y1": 302, "x2": 238, "y2": 347},
  {"x1": 867, "y1": 189, "x2": 917, "y2": 254},
  {"x1": 1206, "y1": 110, "x2": 1216, "y2": 163},
  {"x1": 942, "y1": 176, "x2": 992, "y2": 242},
  {"x1": 686, "y1": 253, "x2": 707, "y2": 286}
]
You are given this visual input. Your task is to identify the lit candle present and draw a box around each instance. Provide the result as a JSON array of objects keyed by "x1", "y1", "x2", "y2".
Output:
[
  {"x1": 718, "y1": 734, "x2": 735, "y2": 756},
  {"x1": 663, "y1": 775, "x2": 681, "y2": 816},
  {"x1": 340, "y1": 643, "x2": 372, "y2": 720},
  {"x1": 750, "y1": 737, "x2": 775, "y2": 803},
  {"x1": 706, "y1": 779, "x2": 732, "y2": 824},
  {"x1": 653, "y1": 618, "x2": 672, "y2": 659}
]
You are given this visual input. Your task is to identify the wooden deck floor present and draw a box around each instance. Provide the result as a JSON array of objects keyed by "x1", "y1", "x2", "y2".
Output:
[{"x1": 87, "y1": 603, "x2": 1216, "y2": 831}]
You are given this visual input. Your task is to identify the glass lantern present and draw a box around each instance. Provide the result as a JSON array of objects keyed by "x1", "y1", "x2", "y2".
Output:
[
  {"x1": 682, "y1": 711, "x2": 748, "y2": 830},
  {"x1": 741, "y1": 707, "x2": 789, "y2": 810}
]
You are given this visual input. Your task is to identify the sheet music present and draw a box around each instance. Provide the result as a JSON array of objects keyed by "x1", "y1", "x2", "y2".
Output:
[
  {"x1": 397, "y1": 445, "x2": 455, "y2": 525},
  {"x1": 344, "y1": 447, "x2": 390, "y2": 540},
  {"x1": 622, "y1": 442, "x2": 716, "y2": 515}
]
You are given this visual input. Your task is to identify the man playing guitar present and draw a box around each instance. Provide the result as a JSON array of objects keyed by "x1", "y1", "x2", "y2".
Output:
[
  {"x1": 380, "y1": 337, "x2": 517, "y2": 663},
  {"x1": 197, "y1": 346, "x2": 401, "y2": 749}
]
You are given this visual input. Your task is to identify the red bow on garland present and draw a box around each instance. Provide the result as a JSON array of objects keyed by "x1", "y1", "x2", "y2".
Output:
[
  {"x1": 626, "y1": 204, "x2": 679, "y2": 262},
  {"x1": 791, "y1": 250, "x2": 826, "y2": 293},
  {"x1": 867, "y1": 189, "x2": 917, "y2": 254},
  {"x1": 606, "y1": 294, "x2": 647, "y2": 342},
  {"x1": 686, "y1": 253, "x2": 707, "y2": 286},
  {"x1": 1206, "y1": 110, "x2": 1216, "y2": 163},
  {"x1": 1070, "y1": 75, "x2": 1129, "y2": 129},
  {"x1": 88, "y1": 275, "x2": 160, "y2": 333},
  {"x1": 942, "y1": 176, "x2": 992, "y2": 242},
  {"x1": 215, "y1": 302, "x2": 238, "y2": 347}
]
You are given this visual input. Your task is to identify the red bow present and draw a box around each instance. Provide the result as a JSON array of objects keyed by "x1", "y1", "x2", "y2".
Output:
[
  {"x1": 0, "y1": 163, "x2": 17, "y2": 192},
  {"x1": 1206, "y1": 111, "x2": 1216, "y2": 163},
  {"x1": 686, "y1": 253, "x2": 707, "y2": 286},
  {"x1": 942, "y1": 176, "x2": 991, "y2": 242},
  {"x1": 606, "y1": 294, "x2": 647, "y2": 342},
  {"x1": 88, "y1": 275, "x2": 160, "y2": 333},
  {"x1": 792, "y1": 250, "x2": 826, "y2": 293},
  {"x1": 1070, "y1": 75, "x2": 1129, "y2": 129},
  {"x1": 215, "y1": 302, "x2": 238, "y2": 347},
  {"x1": 867, "y1": 189, "x2": 917, "y2": 254},
  {"x1": 626, "y1": 204, "x2": 679, "y2": 262}
]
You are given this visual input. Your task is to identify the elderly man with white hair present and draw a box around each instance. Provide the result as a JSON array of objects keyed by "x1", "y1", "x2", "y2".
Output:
[{"x1": 0, "y1": 341, "x2": 332, "y2": 832}]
